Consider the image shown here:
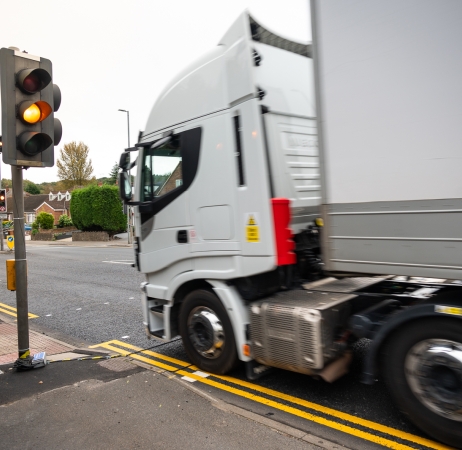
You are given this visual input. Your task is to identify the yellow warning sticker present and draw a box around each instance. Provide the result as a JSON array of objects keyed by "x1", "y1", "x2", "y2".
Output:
[
  {"x1": 435, "y1": 305, "x2": 462, "y2": 316},
  {"x1": 246, "y1": 214, "x2": 259, "y2": 243}
]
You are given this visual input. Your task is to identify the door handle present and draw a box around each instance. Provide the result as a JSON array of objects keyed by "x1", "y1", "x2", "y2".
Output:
[{"x1": 177, "y1": 230, "x2": 188, "y2": 243}]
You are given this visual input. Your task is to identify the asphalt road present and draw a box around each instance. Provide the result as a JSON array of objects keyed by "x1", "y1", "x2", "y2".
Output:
[{"x1": 0, "y1": 246, "x2": 441, "y2": 449}]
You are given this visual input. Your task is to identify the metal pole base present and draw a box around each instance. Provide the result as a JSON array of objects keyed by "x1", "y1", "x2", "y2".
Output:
[{"x1": 13, "y1": 352, "x2": 47, "y2": 371}]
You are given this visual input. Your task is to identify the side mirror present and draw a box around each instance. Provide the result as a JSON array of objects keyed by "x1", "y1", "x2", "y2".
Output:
[
  {"x1": 119, "y1": 152, "x2": 130, "y2": 171},
  {"x1": 119, "y1": 172, "x2": 132, "y2": 202}
]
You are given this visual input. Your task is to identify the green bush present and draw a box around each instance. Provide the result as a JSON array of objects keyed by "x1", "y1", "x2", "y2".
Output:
[
  {"x1": 70, "y1": 185, "x2": 126, "y2": 233},
  {"x1": 35, "y1": 212, "x2": 54, "y2": 229},
  {"x1": 57, "y1": 214, "x2": 73, "y2": 228}
]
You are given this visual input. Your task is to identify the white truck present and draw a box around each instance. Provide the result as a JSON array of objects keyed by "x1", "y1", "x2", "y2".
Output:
[{"x1": 118, "y1": 2, "x2": 462, "y2": 446}]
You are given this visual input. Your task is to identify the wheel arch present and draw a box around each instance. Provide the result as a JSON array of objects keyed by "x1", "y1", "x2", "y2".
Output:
[
  {"x1": 362, "y1": 301, "x2": 462, "y2": 384},
  {"x1": 169, "y1": 279, "x2": 214, "y2": 337},
  {"x1": 170, "y1": 279, "x2": 251, "y2": 362}
]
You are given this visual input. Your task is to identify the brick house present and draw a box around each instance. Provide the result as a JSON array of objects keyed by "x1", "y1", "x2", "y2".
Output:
[
  {"x1": 157, "y1": 162, "x2": 183, "y2": 196},
  {"x1": 5, "y1": 191, "x2": 71, "y2": 224}
]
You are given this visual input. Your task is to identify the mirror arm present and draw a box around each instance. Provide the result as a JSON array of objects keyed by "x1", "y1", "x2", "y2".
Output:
[{"x1": 124, "y1": 200, "x2": 152, "y2": 209}]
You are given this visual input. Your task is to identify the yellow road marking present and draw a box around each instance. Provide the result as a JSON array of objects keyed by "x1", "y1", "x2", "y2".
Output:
[
  {"x1": 215, "y1": 375, "x2": 450, "y2": 450},
  {"x1": 90, "y1": 341, "x2": 180, "y2": 372},
  {"x1": 0, "y1": 302, "x2": 38, "y2": 319},
  {"x1": 91, "y1": 340, "x2": 451, "y2": 450},
  {"x1": 174, "y1": 370, "x2": 415, "y2": 450},
  {"x1": 94, "y1": 340, "x2": 190, "y2": 367}
]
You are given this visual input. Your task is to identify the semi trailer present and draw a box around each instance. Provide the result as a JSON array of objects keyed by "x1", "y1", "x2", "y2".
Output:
[{"x1": 118, "y1": 2, "x2": 462, "y2": 446}]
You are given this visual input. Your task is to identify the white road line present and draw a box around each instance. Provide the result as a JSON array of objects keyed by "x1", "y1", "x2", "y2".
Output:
[
  {"x1": 102, "y1": 260, "x2": 134, "y2": 265},
  {"x1": 181, "y1": 371, "x2": 210, "y2": 383},
  {"x1": 181, "y1": 376, "x2": 196, "y2": 383}
]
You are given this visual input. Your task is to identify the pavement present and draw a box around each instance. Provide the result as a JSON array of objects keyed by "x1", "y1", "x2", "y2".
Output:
[
  {"x1": 0, "y1": 234, "x2": 132, "y2": 251},
  {"x1": 0, "y1": 311, "x2": 344, "y2": 450}
]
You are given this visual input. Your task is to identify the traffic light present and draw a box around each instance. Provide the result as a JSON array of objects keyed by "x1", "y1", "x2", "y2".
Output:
[
  {"x1": 0, "y1": 189, "x2": 6, "y2": 212},
  {"x1": 0, "y1": 47, "x2": 62, "y2": 167}
]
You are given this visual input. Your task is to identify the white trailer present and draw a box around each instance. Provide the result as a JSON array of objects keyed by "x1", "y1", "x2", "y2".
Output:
[{"x1": 118, "y1": 4, "x2": 462, "y2": 446}]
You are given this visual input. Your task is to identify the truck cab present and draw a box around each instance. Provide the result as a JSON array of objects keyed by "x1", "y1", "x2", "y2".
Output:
[{"x1": 120, "y1": 12, "x2": 320, "y2": 357}]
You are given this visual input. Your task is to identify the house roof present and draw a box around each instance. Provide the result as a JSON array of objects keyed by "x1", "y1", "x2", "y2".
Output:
[{"x1": 6, "y1": 194, "x2": 70, "y2": 213}]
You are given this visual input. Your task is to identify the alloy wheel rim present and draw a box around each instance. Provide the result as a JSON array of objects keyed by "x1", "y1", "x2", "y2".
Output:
[
  {"x1": 187, "y1": 306, "x2": 225, "y2": 359},
  {"x1": 405, "y1": 339, "x2": 462, "y2": 421}
]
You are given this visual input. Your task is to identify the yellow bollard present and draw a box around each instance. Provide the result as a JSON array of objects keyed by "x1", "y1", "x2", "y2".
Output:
[{"x1": 6, "y1": 259, "x2": 16, "y2": 291}]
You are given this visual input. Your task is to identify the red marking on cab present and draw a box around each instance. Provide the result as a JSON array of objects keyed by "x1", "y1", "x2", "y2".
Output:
[{"x1": 271, "y1": 198, "x2": 296, "y2": 266}]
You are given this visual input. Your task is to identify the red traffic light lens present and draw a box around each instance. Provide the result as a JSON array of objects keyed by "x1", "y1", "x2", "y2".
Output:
[
  {"x1": 23, "y1": 73, "x2": 41, "y2": 93},
  {"x1": 16, "y1": 68, "x2": 51, "y2": 94}
]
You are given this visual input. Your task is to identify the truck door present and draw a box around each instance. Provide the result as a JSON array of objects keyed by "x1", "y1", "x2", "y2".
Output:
[{"x1": 137, "y1": 127, "x2": 201, "y2": 275}]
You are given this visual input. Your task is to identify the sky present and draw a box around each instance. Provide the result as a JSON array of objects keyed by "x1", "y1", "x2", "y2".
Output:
[{"x1": 0, "y1": 0, "x2": 311, "y2": 185}]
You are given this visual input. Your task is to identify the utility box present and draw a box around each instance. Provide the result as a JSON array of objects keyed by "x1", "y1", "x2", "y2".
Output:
[{"x1": 6, "y1": 259, "x2": 16, "y2": 291}]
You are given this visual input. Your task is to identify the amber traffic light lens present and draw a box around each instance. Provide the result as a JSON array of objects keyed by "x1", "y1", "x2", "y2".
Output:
[
  {"x1": 19, "y1": 101, "x2": 52, "y2": 124},
  {"x1": 23, "y1": 104, "x2": 41, "y2": 123}
]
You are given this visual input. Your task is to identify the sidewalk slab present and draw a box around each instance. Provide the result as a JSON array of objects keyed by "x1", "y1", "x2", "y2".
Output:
[
  {"x1": 0, "y1": 356, "x2": 143, "y2": 406},
  {"x1": 25, "y1": 239, "x2": 131, "y2": 248},
  {"x1": 0, "y1": 322, "x2": 74, "y2": 365},
  {"x1": 0, "y1": 368, "x2": 318, "y2": 450}
]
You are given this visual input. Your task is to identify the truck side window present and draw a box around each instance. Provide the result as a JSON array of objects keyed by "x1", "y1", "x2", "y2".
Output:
[
  {"x1": 142, "y1": 136, "x2": 182, "y2": 202},
  {"x1": 233, "y1": 115, "x2": 245, "y2": 186}
]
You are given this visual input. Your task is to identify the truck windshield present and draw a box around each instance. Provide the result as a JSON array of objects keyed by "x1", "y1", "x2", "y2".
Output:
[{"x1": 141, "y1": 138, "x2": 182, "y2": 202}]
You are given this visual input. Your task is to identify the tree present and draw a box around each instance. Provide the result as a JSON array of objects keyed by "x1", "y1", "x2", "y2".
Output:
[
  {"x1": 38, "y1": 180, "x2": 68, "y2": 193},
  {"x1": 108, "y1": 162, "x2": 119, "y2": 185},
  {"x1": 1, "y1": 178, "x2": 12, "y2": 189},
  {"x1": 56, "y1": 141, "x2": 94, "y2": 189},
  {"x1": 24, "y1": 180, "x2": 41, "y2": 195}
]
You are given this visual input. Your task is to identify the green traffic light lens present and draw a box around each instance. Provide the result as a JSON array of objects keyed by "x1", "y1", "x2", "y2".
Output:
[{"x1": 18, "y1": 132, "x2": 53, "y2": 156}]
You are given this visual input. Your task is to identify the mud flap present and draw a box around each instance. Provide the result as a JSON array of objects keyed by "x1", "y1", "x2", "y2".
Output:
[{"x1": 245, "y1": 359, "x2": 274, "y2": 380}]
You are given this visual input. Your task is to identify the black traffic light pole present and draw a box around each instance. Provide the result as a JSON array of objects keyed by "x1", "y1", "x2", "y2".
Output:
[{"x1": 11, "y1": 165, "x2": 31, "y2": 363}]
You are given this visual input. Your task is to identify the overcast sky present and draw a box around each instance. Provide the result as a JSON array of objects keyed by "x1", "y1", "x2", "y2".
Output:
[{"x1": 0, "y1": 0, "x2": 311, "y2": 185}]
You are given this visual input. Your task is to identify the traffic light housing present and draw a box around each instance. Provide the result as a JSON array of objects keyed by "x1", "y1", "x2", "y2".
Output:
[
  {"x1": 0, "y1": 189, "x2": 6, "y2": 212},
  {"x1": 0, "y1": 47, "x2": 62, "y2": 167}
]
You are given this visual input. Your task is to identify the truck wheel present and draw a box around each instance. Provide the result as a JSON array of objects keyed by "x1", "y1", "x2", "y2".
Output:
[
  {"x1": 179, "y1": 289, "x2": 238, "y2": 375},
  {"x1": 382, "y1": 318, "x2": 462, "y2": 447}
]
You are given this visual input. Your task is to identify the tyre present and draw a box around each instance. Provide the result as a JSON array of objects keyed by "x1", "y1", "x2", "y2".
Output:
[
  {"x1": 382, "y1": 318, "x2": 462, "y2": 448},
  {"x1": 179, "y1": 289, "x2": 238, "y2": 374}
]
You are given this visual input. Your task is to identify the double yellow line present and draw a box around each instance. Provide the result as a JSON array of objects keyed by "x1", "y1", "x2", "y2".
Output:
[
  {"x1": 91, "y1": 340, "x2": 452, "y2": 450},
  {"x1": 0, "y1": 302, "x2": 38, "y2": 319}
]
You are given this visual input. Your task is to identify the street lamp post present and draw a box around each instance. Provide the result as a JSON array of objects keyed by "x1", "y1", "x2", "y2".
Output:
[{"x1": 118, "y1": 109, "x2": 131, "y2": 244}]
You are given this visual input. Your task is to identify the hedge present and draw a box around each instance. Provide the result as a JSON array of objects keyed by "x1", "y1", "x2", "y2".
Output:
[{"x1": 70, "y1": 185, "x2": 126, "y2": 233}]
